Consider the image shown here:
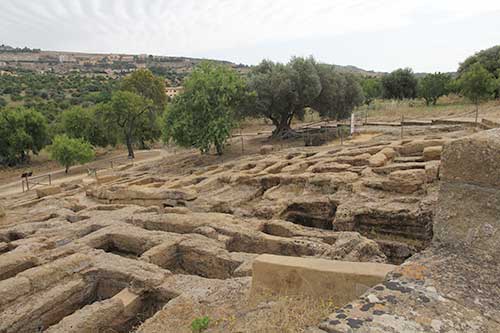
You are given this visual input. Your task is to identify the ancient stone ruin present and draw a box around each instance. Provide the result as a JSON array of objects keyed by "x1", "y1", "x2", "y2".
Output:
[{"x1": 0, "y1": 126, "x2": 498, "y2": 332}]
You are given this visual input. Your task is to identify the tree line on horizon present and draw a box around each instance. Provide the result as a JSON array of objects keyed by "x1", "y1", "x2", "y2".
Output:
[{"x1": 1, "y1": 45, "x2": 499, "y2": 171}]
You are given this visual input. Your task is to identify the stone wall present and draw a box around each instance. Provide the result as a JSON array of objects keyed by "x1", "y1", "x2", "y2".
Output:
[{"x1": 433, "y1": 128, "x2": 500, "y2": 258}]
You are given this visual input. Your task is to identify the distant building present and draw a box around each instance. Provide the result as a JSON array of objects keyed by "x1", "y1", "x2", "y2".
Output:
[{"x1": 165, "y1": 86, "x2": 184, "y2": 98}]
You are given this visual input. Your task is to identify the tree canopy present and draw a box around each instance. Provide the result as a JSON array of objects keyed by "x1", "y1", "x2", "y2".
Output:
[
  {"x1": 48, "y1": 135, "x2": 94, "y2": 173},
  {"x1": 311, "y1": 63, "x2": 364, "y2": 120},
  {"x1": 458, "y1": 63, "x2": 497, "y2": 108},
  {"x1": 458, "y1": 45, "x2": 500, "y2": 97},
  {"x1": 58, "y1": 106, "x2": 117, "y2": 147},
  {"x1": 418, "y1": 72, "x2": 451, "y2": 105},
  {"x1": 382, "y1": 68, "x2": 418, "y2": 100},
  {"x1": 360, "y1": 77, "x2": 383, "y2": 106},
  {"x1": 245, "y1": 57, "x2": 364, "y2": 137},
  {"x1": 0, "y1": 107, "x2": 48, "y2": 165},
  {"x1": 163, "y1": 61, "x2": 247, "y2": 155},
  {"x1": 104, "y1": 90, "x2": 152, "y2": 158},
  {"x1": 121, "y1": 68, "x2": 166, "y2": 112}
]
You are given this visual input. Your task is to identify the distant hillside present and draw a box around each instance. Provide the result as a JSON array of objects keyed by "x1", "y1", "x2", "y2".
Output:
[
  {"x1": 2, "y1": 45, "x2": 455, "y2": 81},
  {"x1": 332, "y1": 64, "x2": 386, "y2": 77}
]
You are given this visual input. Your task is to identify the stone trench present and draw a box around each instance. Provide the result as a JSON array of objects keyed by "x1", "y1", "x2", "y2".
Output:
[{"x1": 0, "y1": 130, "x2": 477, "y2": 333}]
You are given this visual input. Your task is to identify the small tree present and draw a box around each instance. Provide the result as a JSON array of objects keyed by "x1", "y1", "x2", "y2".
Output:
[
  {"x1": 458, "y1": 63, "x2": 497, "y2": 123},
  {"x1": 163, "y1": 62, "x2": 247, "y2": 155},
  {"x1": 382, "y1": 68, "x2": 418, "y2": 100},
  {"x1": 360, "y1": 77, "x2": 382, "y2": 106},
  {"x1": 104, "y1": 91, "x2": 152, "y2": 158},
  {"x1": 418, "y1": 72, "x2": 451, "y2": 105},
  {"x1": 49, "y1": 135, "x2": 94, "y2": 173}
]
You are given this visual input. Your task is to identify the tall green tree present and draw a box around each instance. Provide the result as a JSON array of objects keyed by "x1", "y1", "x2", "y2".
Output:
[
  {"x1": 121, "y1": 68, "x2": 166, "y2": 112},
  {"x1": 246, "y1": 57, "x2": 322, "y2": 137},
  {"x1": 48, "y1": 135, "x2": 94, "y2": 173},
  {"x1": 0, "y1": 107, "x2": 48, "y2": 165},
  {"x1": 105, "y1": 91, "x2": 152, "y2": 158},
  {"x1": 311, "y1": 63, "x2": 364, "y2": 120},
  {"x1": 382, "y1": 68, "x2": 418, "y2": 100},
  {"x1": 163, "y1": 62, "x2": 247, "y2": 155},
  {"x1": 121, "y1": 69, "x2": 167, "y2": 148},
  {"x1": 458, "y1": 63, "x2": 497, "y2": 122},
  {"x1": 418, "y1": 72, "x2": 451, "y2": 105}
]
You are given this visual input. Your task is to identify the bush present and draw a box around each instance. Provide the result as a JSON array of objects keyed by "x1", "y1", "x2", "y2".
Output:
[
  {"x1": 191, "y1": 316, "x2": 210, "y2": 333},
  {"x1": 48, "y1": 135, "x2": 94, "y2": 173}
]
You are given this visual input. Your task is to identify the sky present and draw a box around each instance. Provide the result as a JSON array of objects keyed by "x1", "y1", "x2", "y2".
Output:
[{"x1": 1, "y1": 0, "x2": 499, "y2": 72}]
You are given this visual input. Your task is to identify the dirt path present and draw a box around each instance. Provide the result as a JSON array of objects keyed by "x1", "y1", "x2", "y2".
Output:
[{"x1": 0, "y1": 149, "x2": 166, "y2": 197}]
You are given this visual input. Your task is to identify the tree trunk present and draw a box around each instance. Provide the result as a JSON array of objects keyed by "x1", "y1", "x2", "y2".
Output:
[
  {"x1": 215, "y1": 142, "x2": 223, "y2": 155},
  {"x1": 272, "y1": 114, "x2": 296, "y2": 139},
  {"x1": 65, "y1": 165, "x2": 69, "y2": 174},
  {"x1": 475, "y1": 103, "x2": 479, "y2": 125},
  {"x1": 126, "y1": 133, "x2": 135, "y2": 159}
]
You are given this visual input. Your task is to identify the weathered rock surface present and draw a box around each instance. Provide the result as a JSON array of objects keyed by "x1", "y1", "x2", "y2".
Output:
[{"x1": 2, "y1": 128, "x2": 483, "y2": 332}]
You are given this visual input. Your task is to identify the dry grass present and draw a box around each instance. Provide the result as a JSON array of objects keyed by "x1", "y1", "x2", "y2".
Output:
[
  {"x1": 212, "y1": 293, "x2": 338, "y2": 333},
  {"x1": 361, "y1": 96, "x2": 500, "y2": 122}
]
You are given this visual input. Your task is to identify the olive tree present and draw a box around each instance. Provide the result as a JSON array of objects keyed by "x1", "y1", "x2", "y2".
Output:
[
  {"x1": 245, "y1": 57, "x2": 321, "y2": 137},
  {"x1": 163, "y1": 61, "x2": 247, "y2": 155},
  {"x1": 311, "y1": 63, "x2": 364, "y2": 120},
  {"x1": 382, "y1": 68, "x2": 418, "y2": 100},
  {"x1": 418, "y1": 72, "x2": 451, "y2": 105},
  {"x1": 245, "y1": 57, "x2": 364, "y2": 137}
]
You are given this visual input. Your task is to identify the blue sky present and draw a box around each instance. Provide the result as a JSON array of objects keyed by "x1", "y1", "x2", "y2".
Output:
[{"x1": 1, "y1": 0, "x2": 499, "y2": 72}]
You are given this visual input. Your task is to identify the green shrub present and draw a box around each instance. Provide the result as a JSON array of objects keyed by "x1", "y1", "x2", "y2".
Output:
[
  {"x1": 191, "y1": 316, "x2": 210, "y2": 333},
  {"x1": 48, "y1": 134, "x2": 94, "y2": 173}
]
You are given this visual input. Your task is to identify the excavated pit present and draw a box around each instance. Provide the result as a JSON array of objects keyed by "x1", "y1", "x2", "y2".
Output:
[
  {"x1": 280, "y1": 201, "x2": 337, "y2": 230},
  {"x1": 1, "y1": 131, "x2": 472, "y2": 332}
]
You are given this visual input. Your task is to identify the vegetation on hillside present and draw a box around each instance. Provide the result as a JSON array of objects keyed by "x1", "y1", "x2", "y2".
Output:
[{"x1": 0, "y1": 46, "x2": 499, "y2": 165}]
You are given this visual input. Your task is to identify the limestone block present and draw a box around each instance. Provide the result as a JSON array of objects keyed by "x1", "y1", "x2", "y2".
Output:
[
  {"x1": 425, "y1": 161, "x2": 440, "y2": 183},
  {"x1": 440, "y1": 129, "x2": 500, "y2": 188},
  {"x1": 251, "y1": 254, "x2": 395, "y2": 305},
  {"x1": 398, "y1": 139, "x2": 447, "y2": 156},
  {"x1": 423, "y1": 146, "x2": 442, "y2": 161},
  {"x1": 36, "y1": 185, "x2": 62, "y2": 198},
  {"x1": 333, "y1": 153, "x2": 372, "y2": 166},
  {"x1": 45, "y1": 298, "x2": 125, "y2": 333},
  {"x1": 260, "y1": 145, "x2": 274, "y2": 155},
  {"x1": 380, "y1": 147, "x2": 397, "y2": 160},
  {"x1": 369, "y1": 152, "x2": 388, "y2": 167},
  {"x1": 433, "y1": 129, "x2": 500, "y2": 258},
  {"x1": 0, "y1": 251, "x2": 38, "y2": 280}
]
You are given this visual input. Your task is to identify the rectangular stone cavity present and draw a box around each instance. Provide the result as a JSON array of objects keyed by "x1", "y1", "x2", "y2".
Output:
[
  {"x1": 45, "y1": 288, "x2": 170, "y2": 333},
  {"x1": 251, "y1": 254, "x2": 396, "y2": 306},
  {"x1": 1, "y1": 273, "x2": 137, "y2": 333}
]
